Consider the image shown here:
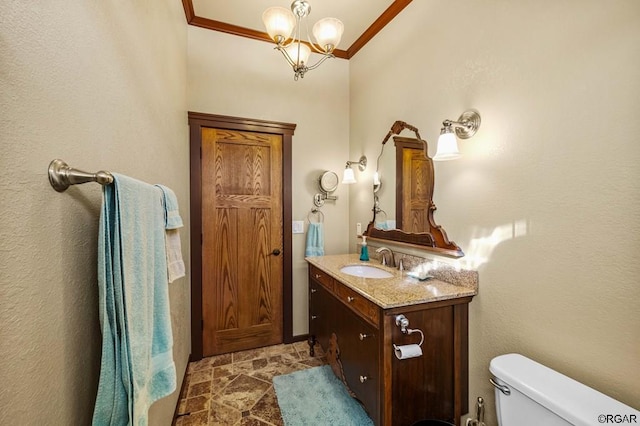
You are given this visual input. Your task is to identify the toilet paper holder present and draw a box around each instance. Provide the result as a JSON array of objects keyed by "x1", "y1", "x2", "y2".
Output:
[{"x1": 394, "y1": 314, "x2": 424, "y2": 347}]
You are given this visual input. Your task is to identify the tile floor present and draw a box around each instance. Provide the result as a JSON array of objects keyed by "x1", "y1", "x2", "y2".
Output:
[{"x1": 174, "y1": 341, "x2": 326, "y2": 426}]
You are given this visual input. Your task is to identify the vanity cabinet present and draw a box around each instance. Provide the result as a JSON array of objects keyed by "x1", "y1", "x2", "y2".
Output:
[{"x1": 308, "y1": 264, "x2": 472, "y2": 426}]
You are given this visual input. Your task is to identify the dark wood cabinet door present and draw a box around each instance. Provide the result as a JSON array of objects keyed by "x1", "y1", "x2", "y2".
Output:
[
  {"x1": 337, "y1": 306, "x2": 380, "y2": 425},
  {"x1": 390, "y1": 306, "x2": 455, "y2": 425},
  {"x1": 309, "y1": 281, "x2": 332, "y2": 351}
]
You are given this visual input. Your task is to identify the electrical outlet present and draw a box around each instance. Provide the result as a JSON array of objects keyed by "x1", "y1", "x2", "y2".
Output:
[
  {"x1": 356, "y1": 222, "x2": 362, "y2": 236},
  {"x1": 292, "y1": 220, "x2": 304, "y2": 234}
]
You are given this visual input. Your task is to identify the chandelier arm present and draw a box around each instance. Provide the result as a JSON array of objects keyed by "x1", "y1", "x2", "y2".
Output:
[
  {"x1": 295, "y1": 17, "x2": 304, "y2": 65},
  {"x1": 279, "y1": 38, "x2": 296, "y2": 49},
  {"x1": 304, "y1": 53, "x2": 333, "y2": 71},
  {"x1": 308, "y1": 41, "x2": 328, "y2": 54},
  {"x1": 275, "y1": 46, "x2": 298, "y2": 68},
  {"x1": 302, "y1": 17, "x2": 330, "y2": 54}
]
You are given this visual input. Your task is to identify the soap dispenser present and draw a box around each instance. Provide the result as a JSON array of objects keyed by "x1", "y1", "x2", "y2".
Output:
[{"x1": 360, "y1": 236, "x2": 370, "y2": 261}]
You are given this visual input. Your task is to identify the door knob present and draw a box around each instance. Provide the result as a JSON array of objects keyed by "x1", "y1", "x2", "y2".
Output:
[{"x1": 269, "y1": 248, "x2": 281, "y2": 256}]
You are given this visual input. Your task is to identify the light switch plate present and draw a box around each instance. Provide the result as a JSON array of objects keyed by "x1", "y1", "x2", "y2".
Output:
[
  {"x1": 356, "y1": 222, "x2": 362, "y2": 236},
  {"x1": 292, "y1": 220, "x2": 304, "y2": 234}
]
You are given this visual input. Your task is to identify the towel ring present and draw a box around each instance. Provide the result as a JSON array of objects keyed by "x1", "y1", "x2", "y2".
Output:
[
  {"x1": 375, "y1": 209, "x2": 388, "y2": 222},
  {"x1": 308, "y1": 208, "x2": 324, "y2": 223}
]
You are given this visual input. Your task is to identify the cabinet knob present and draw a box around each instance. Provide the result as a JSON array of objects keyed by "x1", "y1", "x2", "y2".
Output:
[
  {"x1": 310, "y1": 288, "x2": 317, "y2": 293},
  {"x1": 359, "y1": 333, "x2": 371, "y2": 340},
  {"x1": 359, "y1": 375, "x2": 368, "y2": 383},
  {"x1": 311, "y1": 315, "x2": 317, "y2": 320},
  {"x1": 315, "y1": 274, "x2": 321, "y2": 279},
  {"x1": 347, "y1": 296, "x2": 355, "y2": 303}
]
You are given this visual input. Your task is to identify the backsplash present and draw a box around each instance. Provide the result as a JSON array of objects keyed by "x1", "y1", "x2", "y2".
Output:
[{"x1": 368, "y1": 244, "x2": 478, "y2": 290}]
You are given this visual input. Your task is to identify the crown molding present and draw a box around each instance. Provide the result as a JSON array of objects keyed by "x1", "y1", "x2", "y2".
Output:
[{"x1": 181, "y1": 0, "x2": 412, "y2": 60}]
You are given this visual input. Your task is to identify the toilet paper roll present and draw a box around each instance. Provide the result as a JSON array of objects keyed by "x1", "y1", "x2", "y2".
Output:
[{"x1": 394, "y1": 344, "x2": 423, "y2": 360}]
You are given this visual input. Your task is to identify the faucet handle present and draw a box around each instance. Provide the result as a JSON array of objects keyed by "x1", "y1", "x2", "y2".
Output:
[
  {"x1": 397, "y1": 258, "x2": 404, "y2": 272},
  {"x1": 381, "y1": 256, "x2": 387, "y2": 266}
]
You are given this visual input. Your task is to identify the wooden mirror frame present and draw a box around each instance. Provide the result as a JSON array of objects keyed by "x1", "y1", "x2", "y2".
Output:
[{"x1": 364, "y1": 122, "x2": 464, "y2": 258}]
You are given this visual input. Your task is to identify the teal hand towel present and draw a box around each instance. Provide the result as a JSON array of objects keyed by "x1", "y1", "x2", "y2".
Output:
[
  {"x1": 155, "y1": 184, "x2": 185, "y2": 283},
  {"x1": 305, "y1": 222, "x2": 325, "y2": 257},
  {"x1": 154, "y1": 184, "x2": 183, "y2": 230},
  {"x1": 93, "y1": 174, "x2": 176, "y2": 426}
]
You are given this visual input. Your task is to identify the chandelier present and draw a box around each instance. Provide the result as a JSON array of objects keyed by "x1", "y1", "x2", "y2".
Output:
[{"x1": 262, "y1": 0, "x2": 344, "y2": 80}]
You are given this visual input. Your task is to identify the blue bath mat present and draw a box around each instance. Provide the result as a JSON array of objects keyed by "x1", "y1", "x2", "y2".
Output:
[{"x1": 273, "y1": 365, "x2": 374, "y2": 426}]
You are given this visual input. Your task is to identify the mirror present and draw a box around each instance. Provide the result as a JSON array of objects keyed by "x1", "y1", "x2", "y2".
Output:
[
  {"x1": 364, "y1": 121, "x2": 464, "y2": 257},
  {"x1": 314, "y1": 170, "x2": 339, "y2": 207}
]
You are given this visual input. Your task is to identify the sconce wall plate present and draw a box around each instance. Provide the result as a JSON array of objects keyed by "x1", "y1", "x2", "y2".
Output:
[{"x1": 454, "y1": 110, "x2": 481, "y2": 139}]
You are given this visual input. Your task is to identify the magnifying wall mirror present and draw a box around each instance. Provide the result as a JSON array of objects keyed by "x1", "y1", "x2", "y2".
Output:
[{"x1": 314, "y1": 170, "x2": 339, "y2": 207}]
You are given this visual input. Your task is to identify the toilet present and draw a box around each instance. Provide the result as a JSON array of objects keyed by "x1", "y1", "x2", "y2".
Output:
[{"x1": 490, "y1": 353, "x2": 639, "y2": 426}]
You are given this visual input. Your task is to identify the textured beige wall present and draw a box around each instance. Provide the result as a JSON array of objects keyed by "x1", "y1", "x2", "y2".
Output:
[
  {"x1": 350, "y1": 1, "x2": 640, "y2": 424},
  {"x1": 187, "y1": 27, "x2": 350, "y2": 336},
  {"x1": 0, "y1": 1, "x2": 190, "y2": 424}
]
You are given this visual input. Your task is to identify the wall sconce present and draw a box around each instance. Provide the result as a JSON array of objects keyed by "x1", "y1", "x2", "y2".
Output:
[
  {"x1": 433, "y1": 110, "x2": 481, "y2": 161},
  {"x1": 342, "y1": 155, "x2": 367, "y2": 184}
]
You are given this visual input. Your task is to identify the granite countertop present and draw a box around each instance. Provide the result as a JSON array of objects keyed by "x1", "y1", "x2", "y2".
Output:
[{"x1": 306, "y1": 253, "x2": 478, "y2": 309}]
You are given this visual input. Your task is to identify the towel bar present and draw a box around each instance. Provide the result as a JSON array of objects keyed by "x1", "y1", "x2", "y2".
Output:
[{"x1": 48, "y1": 159, "x2": 114, "y2": 192}]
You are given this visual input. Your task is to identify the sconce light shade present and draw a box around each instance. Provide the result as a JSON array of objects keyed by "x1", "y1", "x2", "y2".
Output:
[
  {"x1": 433, "y1": 109, "x2": 481, "y2": 161},
  {"x1": 373, "y1": 171, "x2": 381, "y2": 186},
  {"x1": 433, "y1": 129, "x2": 461, "y2": 161},
  {"x1": 342, "y1": 167, "x2": 356, "y2": 184},
  {"x1": 342, "y1": 155, "x2": 367, "y2": 184}
]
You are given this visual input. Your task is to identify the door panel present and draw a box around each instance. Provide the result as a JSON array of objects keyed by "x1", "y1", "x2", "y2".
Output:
[{"x1": 201, "y1": 128, "x2": 283, "y2": 356}]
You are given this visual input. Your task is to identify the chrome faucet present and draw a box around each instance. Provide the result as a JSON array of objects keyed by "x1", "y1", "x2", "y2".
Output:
[{"x1": 375, "y1": 247, "x2": 395, "y2": 268}]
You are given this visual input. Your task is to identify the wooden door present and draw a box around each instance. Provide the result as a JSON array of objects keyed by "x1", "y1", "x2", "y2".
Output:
[{"x1": 201, "y1": 128, "x2": 283, "y2": 356}]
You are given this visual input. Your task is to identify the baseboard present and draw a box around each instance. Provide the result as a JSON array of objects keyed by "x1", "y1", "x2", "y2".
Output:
[
  {"x1": 171, "y1": 354, "x2": 191, "y2": 426},
  {"x1": 289, "y1": 333, "x2": 309, "y2": 343}
]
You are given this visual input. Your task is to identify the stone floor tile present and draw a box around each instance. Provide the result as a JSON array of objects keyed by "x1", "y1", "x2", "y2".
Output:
[
  {"x1": 239, "y1": 416, "x2": 272, "y2": 425},
  {"x1": 208, "y1": 400, "x2": 242, "y2": 426},
  {"x1": 175, "y1": 410, "x2": 209, "y2": 426},
  {"x1": 249, "y1": 387, "x2": 283, "y2": 426},
  {"x1": 185, "y1": 395, "x2": 211, "y2": 413},
  {"x1": 189, "y1": 368, "x2": 214, "y2": 385},
  {"x1": 216, "y1": 374, "x2": 271, "y2": 411},
  {"x1": 178, "y1": 342, "x2": 327, "y2": 426},
  {"x1": 188, "y1": 380, "x2": 213, "y2": 398},
  {"x1": 232, "y1": 347, "x2": 268, "y2": 363}
]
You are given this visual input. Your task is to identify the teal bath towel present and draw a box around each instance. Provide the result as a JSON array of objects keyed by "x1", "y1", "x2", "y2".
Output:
[
  {"x1": 93, "y1": 174, "x2": 176, "y2": 426},
  {"x1": 305, "y1": 222, "x2": 325, "y2": 257}
]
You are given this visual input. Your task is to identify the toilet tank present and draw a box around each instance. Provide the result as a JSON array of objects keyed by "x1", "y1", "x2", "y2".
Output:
[{"x1": 490, "y1": 354, "x2": 640, "y2": 426}]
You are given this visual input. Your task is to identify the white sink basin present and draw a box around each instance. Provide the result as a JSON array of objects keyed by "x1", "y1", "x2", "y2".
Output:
[{"x1": 340, "y1": 265, "x2": 394, "y2": 279}]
